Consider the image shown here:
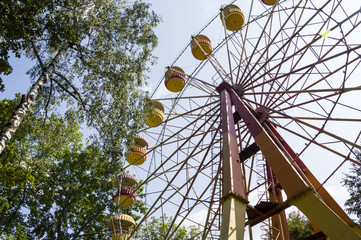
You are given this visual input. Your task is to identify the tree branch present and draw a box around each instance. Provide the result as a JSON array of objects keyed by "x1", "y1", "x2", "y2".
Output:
[
  {"x1": 0, "y1": 42, "x2": 70, "y2": 154},
  {"x1": 30, "y1": 40, "x2": 44, "y2": 69},
  {"x1": 53, "y1": 71, "x2": 87, "y2": 111},
  {"x1": 50, "y1": 77, "x2": 102, "y2": 130},
  {"x1": 51, "y1": 72, "x2": 110, "y2": 134},
  {"x1": 50, "y1": 77, "x2": 81, "y2": 105}
]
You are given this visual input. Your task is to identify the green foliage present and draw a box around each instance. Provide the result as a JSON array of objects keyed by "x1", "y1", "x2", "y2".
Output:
[
  {"x1": 0, "y1": 0, "x2": 77, "y2": 89},
  {"x1": 1, "y1": 1, "x2": 160, "y2": 238},
  {"x1": 0, "y1": 97, "x2": 145, "y2": 239},
  {"x1": 343, "y1": 153, "x2": 361, "y2": 227},
  {"x1": 1, "y1": 0, "x2": 160, "y2": 159},
  {"x1": 0, "y1": 223, "x2": 28, "y2": 240},
  {"x1": 287, "y1": 210, "x2": 314, "y2": 240},
  {"x1": 0, "y1": 96, "x2": 36, "y2": 226},
  {"x1": 136, "y1": 214, "x2": 202, "y2": 240},
  {"x1": 57, "y1": 0, "x2": 160, "y2": 158}
]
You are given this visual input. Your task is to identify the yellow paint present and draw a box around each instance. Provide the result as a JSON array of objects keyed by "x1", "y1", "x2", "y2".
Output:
[
  {"x1": 292, "y1": 189, "x2": 361, "y2": 240},
  {"x1": 112, "y1": 234, "x2": 134, "y2": 240},
  {"x1": 152, "y1": 100, "x2": 164, "y2": 112},
  {"x1": 165, "y1": 66, "x2": 185, "y2": 79},
  {"x1": 126, "y1": 150, "x2": 147, "y2": 165},
  {"x1": 191, "y1": 35, "x2": 212, "y2": 60},
  {"x1": 321, "y1": 29, "x2": 331, "y2": 38},
  {"x1": 192, "y1": 42, "x2": 212, "y2": 60},
  {"x1": 108, "y1": 214, "x2": 135, "y2": 231},
  {"x1": 146, "y1": 109, "x2": 164, "y2": 128},
  {"x1": 232, "y1": 89, "x2": 361, "y2": 239},
  {"x1": 262, "y1": 0, "x2": 278, "y2": 5},
  {"x1": 224, "y1": 13, "x2": 245, "y2": 31},
  {"x1": 166, "y1": 76, "x2": 185, "y2": 92},
  {"x1": 353, "y1": 225, "x2": 361, "y2": 236},
  {"x1": 221, "y1": 5, "x2": 245, "y2": 31},
  {"x1": 303, "y1": 167, "x2": 361, "y2": 234},
  {"x1": 113, "y1": 195, "x2": 135, "y2": 207},
  {"x1": 220, "y1": 196, "x2": 247, "y2": 240}
]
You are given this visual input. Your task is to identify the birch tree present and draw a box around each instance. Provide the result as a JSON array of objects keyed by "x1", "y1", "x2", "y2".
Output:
[{"x1": 0, "y1": 0, "x2": 159, "y2": 156}]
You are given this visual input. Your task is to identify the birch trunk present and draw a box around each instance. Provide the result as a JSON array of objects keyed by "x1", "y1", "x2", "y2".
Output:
[{"x1": 0, "y1": 42, "x2": 70, "y2": 154}]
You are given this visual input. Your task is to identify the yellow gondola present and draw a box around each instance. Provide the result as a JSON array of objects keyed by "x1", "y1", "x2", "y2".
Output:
[
  {"x1": 112, "y1": 188, "x2": 137, "y2": 207},
  {"x1": 133, "y1": 135, "x2": 148, "y2": 148},
  {"x1": 111, "y1": 235, "x2": 134, "y2": 240},
  {"x1": 126, "y1": 146, "x2": 147, "y2": 165},
  {"x1": 113, "y1": 173, "x2": 137, "y2": 189},
  {"x1": 261, "y1": 0, "x2": 279, "y2": 6},
  {"x1": 108, "y1": 214, "x2": 135, "y2": 233},
  {"x1": 111, "y1": 234, "x2": 134, "y2": 240},
  {"x1": 152, "y1": 100, "x2": 164, "y2": 112},
  {"x1": 146, "y1": 100, "x2": 164, "y2": 127},
  {"x1": 191, "y1": 35, "x2": 212, "y2": 60},
  {"x1": 164, "y1": 66, "x2": 186, "y2": 93},
  {"x1": 221, "y1": 5, "x2": 245, "y2": 31}
]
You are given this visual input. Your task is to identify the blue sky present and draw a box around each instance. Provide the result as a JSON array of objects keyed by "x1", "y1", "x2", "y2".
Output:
[
  {"x1": 1, "y1": 0, "x2": 232, "y2": 100},
  {"x1": 1, "y1": 1, "x2": 360, "y2": 239}
]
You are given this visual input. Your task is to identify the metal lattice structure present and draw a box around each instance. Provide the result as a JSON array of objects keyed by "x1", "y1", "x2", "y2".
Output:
[{"x1": 119, "y1": 0, "x2": 361, "y2": 239}]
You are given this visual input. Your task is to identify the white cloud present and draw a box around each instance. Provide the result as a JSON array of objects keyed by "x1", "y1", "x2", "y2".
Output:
[
  {"x1": 324, "y1": 184, "x2": 350, "y2": 209},
  {"x1": 180, "y1": 208, "x2": 208, "y2": 228}
]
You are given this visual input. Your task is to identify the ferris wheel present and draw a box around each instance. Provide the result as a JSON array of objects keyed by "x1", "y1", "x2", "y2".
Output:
[{"x1": 109, "y1": 0, "x2": 361, "y2": 239}]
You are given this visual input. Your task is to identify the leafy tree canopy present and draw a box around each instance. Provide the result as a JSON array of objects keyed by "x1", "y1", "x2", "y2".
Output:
[
  {"x1": 1, "y1": 1, "x2": 160, "y2": 238},
  {"x1": 287, "y1": 210, "x2": 314, "y2": 240},
  {"x1": 0, "y1": 97, "x2": 145, "y2": 239},
  {"x1": 0, "y1": 0, "x2": 160, "y2": 158},
  {"x1": 136, "y1": 214, "x2": 202, "y2": 240},
  {"x1": 0, "y1": 0, "x2": 159, "y2": 85},
  {"x1": 0, "y1": 0, "x2": 77, "y2": 90}
]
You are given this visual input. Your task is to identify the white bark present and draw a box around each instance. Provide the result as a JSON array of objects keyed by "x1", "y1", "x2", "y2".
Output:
[{"x1": 0, "y1": 43, "x2": 70, "y2": 154}]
